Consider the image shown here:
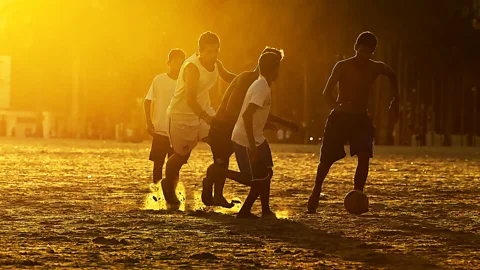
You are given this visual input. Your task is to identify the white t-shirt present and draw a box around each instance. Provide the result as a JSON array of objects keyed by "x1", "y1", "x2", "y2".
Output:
[
  {"x1": 167, "y1": 54, "x2": 218, "y2": 119},
  {"x1": 232, "y1": 77, "x2": 271, "y2": 147},
  {"x1": 145, "y1": 73, "x2": 177, "y2": 136}
]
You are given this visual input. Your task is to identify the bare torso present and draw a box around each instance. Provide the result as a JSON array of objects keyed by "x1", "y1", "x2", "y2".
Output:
[{"x1": 337, "y1": 57, "x2": 385, "y2": 113}]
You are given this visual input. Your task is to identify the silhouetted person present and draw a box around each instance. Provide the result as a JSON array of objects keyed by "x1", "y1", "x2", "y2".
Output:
[
  {"x1": 202, "y1": 47, "x2": 298, "y2": 208},
  {"x1": 163, "y1": 31, "x2": 235, "y2": 208},
  {"x1": 307, "y1": 31, "x2": 400, "y2": 213},
  {"x1": 144, "y1": 49, "x2": 186, "y2": 184}
]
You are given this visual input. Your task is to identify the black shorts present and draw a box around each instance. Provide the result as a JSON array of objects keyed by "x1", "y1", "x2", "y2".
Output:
[
  {"x1": 208, "y1": 119, "x2": 235, "y2": 163},
  {"x1": 320, "y1": 110, "x2": 375, "y2": 164},
  {"x1": 233, "y1": 141, "x2": 273, "y2": 181},
  {"x1": 149, "y1": 134, "x2": 173, "y2": 162}
]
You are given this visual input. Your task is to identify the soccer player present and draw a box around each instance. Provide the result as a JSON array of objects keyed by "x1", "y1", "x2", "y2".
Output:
[
  {"x1": 231, "y1": 52, "x2": 284, "y2": 218},
  {"x1": 162, "y1": 31, "x2": 235, "y2": 208},
  {"x1": 202, "y1": 47, "x2": 298, "y2": 208},
  {"x1": 144, "y1": 49, "x2": 186, "y2": 185},
  {"x1": 307, "y1": 31, "x2": 400, "y2": 213}
]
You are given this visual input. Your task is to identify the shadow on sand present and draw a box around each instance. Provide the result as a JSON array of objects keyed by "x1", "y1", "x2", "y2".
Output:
[{"x1": 185, "y1": 210, "x2": 443, "y2": 269}]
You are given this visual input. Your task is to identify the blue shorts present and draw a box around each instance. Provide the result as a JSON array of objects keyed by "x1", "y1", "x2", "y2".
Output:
[
  {"x1": 233, "y1": 141, "x2": 273, "y2": 181},
  {"x1": 320, "y1": 110, "x2": 375, "y2": 164}
]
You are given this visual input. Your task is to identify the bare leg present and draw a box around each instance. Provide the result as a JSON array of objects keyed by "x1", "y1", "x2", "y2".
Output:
[
  {"x1": 354, "y1": 152, "x2": 370, "y2": 191},
  {"x1": 225, "y1": 169, "x2": 252, "y2": 186},
  {"x1": 260, "y1": 179, "x2": 274, "y2": 217},
  {"x1": 202, "y1": 163, "x2": 216, "y2": 206},
  {"x1": 307, "y1": 161, "x2": 333, "y2": 213},
  {"x1": 203, "y1": 161, "x2": 251, "y2": 207},
  {"x1": 162, "y1": 153, "x2": 188, "y2": 206},
  {"x1": 213, "y1": 160, "x2": 234, "y2": 207},
  {"x1": 237, "y1": 181, "x2": 262, "y2": 219},
  {"x1": 202, "y1": 161, "x2": 234, "y2": 207},
  {"x1": 152, "y1": 161, "x2": 164, "y2": 184},
  {"x1": 260, "y1": 170, "x2": 273, "y2": 216},
  {"x1": 238, "y1": 169, "x2": 273, "y2": 218}
]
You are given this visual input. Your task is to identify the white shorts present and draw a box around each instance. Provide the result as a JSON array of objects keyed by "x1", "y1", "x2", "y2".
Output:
[{"x1": 168, "y1": 114, "x2": 211, "y2": 156}]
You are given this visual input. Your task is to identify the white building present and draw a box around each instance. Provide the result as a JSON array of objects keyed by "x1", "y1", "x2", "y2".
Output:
[{"x1": 0, "y1": 55, "x2": 62, "y2": 138}]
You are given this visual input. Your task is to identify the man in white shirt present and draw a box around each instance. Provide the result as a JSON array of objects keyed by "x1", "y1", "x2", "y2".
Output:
[
  {"x1": 144, "y1": 49, "x2": 186, "y2": 185},
  {"x1": 231, "y1": 52, "x2": 283, "y2": 219},
  {"x1": 203, "y1": 47, "x2": 299, "y2": 209},
  {"x1": 162, "y1": 31, "x2": 235, "y2": 208}
]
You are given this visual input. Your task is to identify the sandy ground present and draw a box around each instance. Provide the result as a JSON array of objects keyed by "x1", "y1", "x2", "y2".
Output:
[{"x1": 0, "y1": 138, "x2": 479, "y2": 269}]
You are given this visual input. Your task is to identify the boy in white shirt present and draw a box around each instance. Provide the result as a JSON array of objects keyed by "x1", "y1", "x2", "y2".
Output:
[
  {"x1": 231, "y1": 52, "x2": 283, "y2": 219},
  {"x1": 144, "y1": 49, "x2": 186, "y2": 185}
]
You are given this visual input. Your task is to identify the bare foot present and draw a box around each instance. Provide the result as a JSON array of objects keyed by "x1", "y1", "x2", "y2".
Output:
[
  {"x1": 307, "y1": 194, "x2": 320, "y2": 214},
  {"x1": 262, "y1": 210, "x2": 277, "y2": 219},
  {"x1": 162, "y1": 179, "x2": 180, "y2": 206},
  {"x1": 213, "y1": 197, "x2": 234, "y2": 208}
]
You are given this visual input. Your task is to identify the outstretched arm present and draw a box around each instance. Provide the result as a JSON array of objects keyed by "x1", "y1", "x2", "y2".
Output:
[
  {"x1": 323, "y1": 62, "x2": 342, "y2": 110},
  {"x1": 379, "y1": 63, "x2": 400, "y2": 123},
  {"x1": 216, "y1": 59, "x2": 236, "y2": 83},
  {"x1": 267, "y1": 114, "x2": 298, "y2": 131},
  {"x1": 185, "y1": 63, "x2": 213, "y2": 124}
]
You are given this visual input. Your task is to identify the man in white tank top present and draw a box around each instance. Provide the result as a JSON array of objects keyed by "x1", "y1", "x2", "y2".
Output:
[{"x1": 162, "y1": 31, "x2": 236, "y2": 208}]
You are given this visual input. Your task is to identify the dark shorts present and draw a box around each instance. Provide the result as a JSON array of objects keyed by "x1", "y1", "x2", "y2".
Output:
[
  {"x1": 320, "y1": 110, "x2": 375, "y2": 164},
  {"x1": 149, "y1": 134, "x2": 173, "y2": 162},
  {"x1": 233, "y1": 141, "x2": 273, "y2": 181},
  {"x1": 209, "y1": 119, "x2": 235, "y2": 163}
]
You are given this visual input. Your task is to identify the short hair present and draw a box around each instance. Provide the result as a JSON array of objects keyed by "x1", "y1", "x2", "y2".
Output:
[
  {"x1": 198, "y1": 31, "x2": 220, "y2": 51},
  {"x1": 168, "y1": 48, "x2": 186, "y2": 61},
  {"x1": 262, "y1": 46, "x2": 284, "y2": 60},
  {"x1": 258, "y1": 52, "x2": 282, "y2": 77},
  {"x1": 355, "y1": 31, "x2": 377, "y2": 51}
]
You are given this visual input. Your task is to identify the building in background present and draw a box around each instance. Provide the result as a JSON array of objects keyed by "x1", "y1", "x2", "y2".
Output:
[
  {"x1": 0, "y1": 55, "x2": 62, "y2": 138},
  {"x1": 0, "y1": 1, "x2": 478, "y2": 145}
]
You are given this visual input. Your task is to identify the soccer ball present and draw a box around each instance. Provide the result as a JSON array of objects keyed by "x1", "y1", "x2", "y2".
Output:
[{"x1": 344, "y1": 190, "x2": 369, "y2": 215}]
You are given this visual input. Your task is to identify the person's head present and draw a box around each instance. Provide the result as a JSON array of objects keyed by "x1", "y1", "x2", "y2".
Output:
[
  {"x1": 261, "y1": 46, "x2": 285, "y2": 60},
  {"x1": 254, "y1": 46, "x2": 284, "y2": 73},
  {"x1": 167, "y1": 48, "x2": 186, "y2": 72},
  {"x1": 354, "y1": 31, "x2": 377, "y2": 60},
  {"x1": 259, "y1": 52, "x2": 283, "y2": 83},
  {"x1": 198, "y1": 31, "x2": 220, "y2": 65}
]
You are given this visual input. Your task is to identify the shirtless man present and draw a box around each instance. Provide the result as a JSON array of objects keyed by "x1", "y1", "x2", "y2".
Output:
[{"x1": 307, "y1": 31, "x2": 400, "y2": 213}]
